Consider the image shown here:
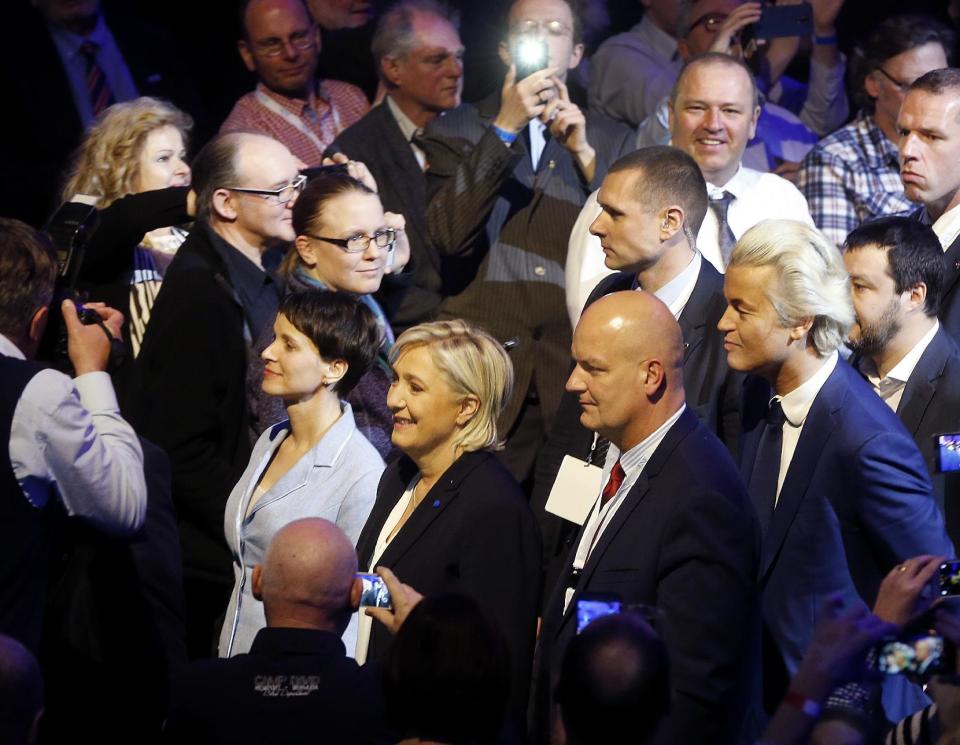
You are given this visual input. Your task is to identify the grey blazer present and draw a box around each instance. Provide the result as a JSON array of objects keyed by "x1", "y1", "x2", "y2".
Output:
[{"x1": 218, "y1": 403, "x2": 383, "y2": 657}]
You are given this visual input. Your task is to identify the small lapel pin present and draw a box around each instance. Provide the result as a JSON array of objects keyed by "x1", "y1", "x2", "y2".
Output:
[{"x1": 432, "y1": 499, "x2": 441, "y2": 508}]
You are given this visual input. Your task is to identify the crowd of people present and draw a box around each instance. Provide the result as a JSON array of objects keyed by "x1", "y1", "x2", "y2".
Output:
[{"x1": 4, "y1": 0, "x2": 960, "y2": 743}]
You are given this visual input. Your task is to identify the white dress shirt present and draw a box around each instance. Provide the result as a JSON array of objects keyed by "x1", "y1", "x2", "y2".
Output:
[
  {"x1": 932, "y1": 203, "x2": 960, "y2": 252},
  {"x1": 859, "y1": 322, "x2": 940, "y2": 412},
  {"x1": 773, "y1": 351, "x2": 838, "y2": 503},
  {"x1": 386, "y1": 95, "x2": 427, "y2": 171},
  {"x1": 564, "y1": 404, "x2": 686, "y2": 612},
  {"x1": 2, "y1": 333, "x2": 146, "y2": 534},
  {"x1": 700, "y1": 166, "x2": 815, "y2": 273}
]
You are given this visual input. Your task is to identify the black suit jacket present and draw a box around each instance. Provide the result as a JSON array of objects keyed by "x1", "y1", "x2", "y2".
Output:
[
  {"x1": 531, "y1": 262, "x2": 742, "y2": 577},
  {"x1": 164, "y1": 627, "x2": 394, "y2": 745},
  {"x1": 913, "y1": 207, "x2": 960, "y2": 342},
  {"x1": 894, "y1": 326, "x2": 960, "y2": 544},
  {"x1": 420, "y1": 94, "x2": 635, "y2": 432},
  {"x1": 534, "y1": 408, "x2": 760, "y2": 745},
  {"x1": 356, "y1": 450, "x2": 541, "y2": 720},
  {"x1": 327, "y1": 102, "x2": 441, "y2": 333},
  {"x1": 130, "y1": 224, "x2": 253, "y2": 584},
  {"x1": 0, "y1": 4, "x2": 207, "y2": 227}
]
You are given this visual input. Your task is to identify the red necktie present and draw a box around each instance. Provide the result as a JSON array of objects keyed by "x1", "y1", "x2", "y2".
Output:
[{"x1": 600, "y1": 459, "x2": 625, "y2": 506}]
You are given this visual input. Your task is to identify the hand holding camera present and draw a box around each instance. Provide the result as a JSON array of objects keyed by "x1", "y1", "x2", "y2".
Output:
[
  {"x1": 61, "y1": 300, "x2": 124, "y2": 376},
  {"x1": 362, "y1": 566, "x2": 424, "y2": 636},
  {"x1": 493, "y1": 64, "x2": 556, "y2": 135}
]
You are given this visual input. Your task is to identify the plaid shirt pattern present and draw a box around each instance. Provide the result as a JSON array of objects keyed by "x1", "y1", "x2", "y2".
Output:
[
  {"x1": 220, "y1": 80, "x2": 369, "y2": 166},
  {"x1": 797, "y1": 111, "x2": 914, "y2": 246}
]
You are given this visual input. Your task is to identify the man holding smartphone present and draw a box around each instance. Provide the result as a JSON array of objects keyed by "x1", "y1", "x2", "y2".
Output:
[{"x1": 419, "y1": 0, "x2": 634, "y2": 485}]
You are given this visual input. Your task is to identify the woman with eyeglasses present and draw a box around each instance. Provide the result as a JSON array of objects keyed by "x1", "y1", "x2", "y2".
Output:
[
  {"x1": 220, "y1": 290, "x2": 385, "y2": 658},
  {"x1": 249, "y1": 168, "x2": 408, "y2": 457}
]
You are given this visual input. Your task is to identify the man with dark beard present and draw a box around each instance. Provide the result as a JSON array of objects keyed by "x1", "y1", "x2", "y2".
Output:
[{"x1": 844, "y1": 216, "x2": 960, "y2": 543}]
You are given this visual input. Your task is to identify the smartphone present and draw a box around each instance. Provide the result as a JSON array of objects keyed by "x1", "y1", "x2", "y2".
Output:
[
  {"x1": 576, "y1": 593, "x2": 621, "y2": 633},
  {"x1": 357, "y1": 572, "x2": 392, "y2": 609},
  {"x1": 937, "y1": 433, "x2": 960, "y2": 473},
  {"x1": 301, "y1": 163, "x2": 350, "y2": 182},
  {"x1": 873, "y1": 631, "x2": 953, "y2": 679},
  {"x1": 745, "y1": 2, "x2": 813, "y2": 42},
  {"x1": 940, "y1": 560, "x2": 960, "y2": 597},
  {"x1": 514, "y1": 37, "x2": 549, "y2": 80}
]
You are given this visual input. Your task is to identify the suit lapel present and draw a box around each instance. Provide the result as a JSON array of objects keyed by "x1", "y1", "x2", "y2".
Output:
[
  {"x1": 897, "y1": 328, "x2": 950, "y2": 437},
  {"x1": 677, "y1": 262, "x2": 718, "y2": 363},
  {"x1": 759, "y1": 366, "x2": 845, "y2": 580},
  {"x1": 942, "y1": 235, "x2": 960, "y2": 300}
]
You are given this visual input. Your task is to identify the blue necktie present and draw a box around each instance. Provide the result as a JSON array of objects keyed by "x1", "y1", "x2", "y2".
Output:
[{"x1": 749, "y1": 399, "x2": 786, "y2": 539}]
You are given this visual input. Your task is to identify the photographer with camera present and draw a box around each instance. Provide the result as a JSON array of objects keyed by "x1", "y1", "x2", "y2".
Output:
[{"x1": 0, "y1": 217, "x2": 146, "y2": 654}]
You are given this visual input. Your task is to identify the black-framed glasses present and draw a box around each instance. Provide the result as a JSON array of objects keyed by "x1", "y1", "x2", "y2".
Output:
[
  {"x1": 876, "y1": 66, "x2": 910, "y2": 92},
  {"x1": 255, "y1": 27, "x2": 317, "y2": 58},
  {"x1": 689, "y1": 12, "x2": 727, "y2": 33},
  {"x1": 306, "y1": 228, "x2": 397, "y2": 254},
  {"x1": 227, "y1": 174, "x2": 307, "y2": 205},
  {"x1": 511, "y1": 19, "x2": 571, "y2": 37}
]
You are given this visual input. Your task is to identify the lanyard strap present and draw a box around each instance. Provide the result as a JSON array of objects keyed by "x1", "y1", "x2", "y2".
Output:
[{"x1": 254, "y1": 85, "x2": 343, "y2": 154}]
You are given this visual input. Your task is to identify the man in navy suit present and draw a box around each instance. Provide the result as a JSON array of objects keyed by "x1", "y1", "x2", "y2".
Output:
[
  {"x1": 899, "y1": 68, "x2": 960, "y2": 342},
  {"x1": 843, "y1": 216, "x2": 960, "y2": 546},
  {"x1": 719, "y1": 218, "x2": 953, "y2": 720},
  {"x1": 534, "y1": 291, "x2": 760, "y2": 745}
]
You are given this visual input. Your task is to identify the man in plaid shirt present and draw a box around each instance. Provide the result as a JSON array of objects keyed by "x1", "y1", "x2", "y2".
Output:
[{"x1": 797, "y1": 15, "x2": 954, "y2": 247}]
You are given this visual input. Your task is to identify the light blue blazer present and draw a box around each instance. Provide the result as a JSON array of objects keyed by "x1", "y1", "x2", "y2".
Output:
[{"x1": 218, "y1": 402, "x2": 384, "y2": 657}]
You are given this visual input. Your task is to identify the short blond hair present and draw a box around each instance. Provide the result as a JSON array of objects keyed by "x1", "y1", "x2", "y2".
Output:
[
  {"x1": 729, "y1": 220, "x2": 854, "y2": 357},
  {"x1": 61, "y1": 97, "x2": 193, "y2": 208},
  {"x1": 390, "y1": 320, "x2": 514, "y2": 452}
]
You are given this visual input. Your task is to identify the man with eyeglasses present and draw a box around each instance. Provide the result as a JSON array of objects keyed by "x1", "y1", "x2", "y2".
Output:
[
  {"x1": 132, "y1": 132, "x2": 303, "y2": 658},
  {"x1": 419, "y1": 0, "x2": 634, "y2": 484},
  {"x1": 221, "y1": 0, "x2": 369, "y2": 167},
  {"x1": 797, "y1": 15, "x2": 954, "y2": 247}
]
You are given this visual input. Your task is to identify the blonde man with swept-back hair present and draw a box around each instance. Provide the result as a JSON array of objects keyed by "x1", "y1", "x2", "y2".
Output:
[
  {"x1": 355, "y1": 318, "x2": 539, "y2": 727},
  {"x1": 726, "y1": 219, "x2": 854, "y2": 359},
  {"x1": 719, "y1": 219, "x2": 951, "y2": 721},
  {"x1": 388, "y1": 319, "x2": 514, "y2": 453},
  {"x1": 62, "y1": 96, "x2": 193, "y2": 211}
]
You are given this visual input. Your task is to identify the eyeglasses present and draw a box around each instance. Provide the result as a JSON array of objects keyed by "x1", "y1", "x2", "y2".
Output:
[
  {"x1": 511, "y1": 19, "x2": 571, "y2": 37},
  {"x1": 876, "y1": 66, "x2": 910, "y2": 92},
  {"x1": 688, "y1": 12, "x2": 727, "y2": 33},
  {"x1": 255, "y1": 28, "x2": 317, "y2": 58},
  {"x1": 227, "y1": 174, "x2": 307, "y2": 205},
  {"x1": 306, "y1": 228, "x2": 397, "y2": 254}
]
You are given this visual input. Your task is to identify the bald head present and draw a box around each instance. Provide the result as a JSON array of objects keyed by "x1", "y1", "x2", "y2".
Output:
[
  {"x1": 567, "y1": 292, "x2": 685, "y2": 450},
  {"x1": 253, "y1": 518, "x2": 360, "y2": 633},
  {"x1": 0, "y1": 634, "x2": 43, "y2": 745}
]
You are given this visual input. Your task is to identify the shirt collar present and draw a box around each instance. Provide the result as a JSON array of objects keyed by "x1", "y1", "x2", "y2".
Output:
[
  {"x1": 859, "y1": 111, "x2": 900, "y2": 168},
  {"x1": 255, "y1": 81, "x2": 323, "y2": 117},
  {"x1": 47, "y1": 13, "x2": 110, "y2": 57},
  {"x1": 386, "y1": 94, "x2": 422, "y2": 144},
  {"x1": 617, "y1": 403, "x2": 687, "y2": 476},
  {"x1": 777, "y1": 351, "x2": 838, "y2": 427},
  {"x1": 932, "y1": 202, "x2": 960, "y2": 251},
  {"x1": 0, "y1": 333, "x2": 26, "y2": 360},
  {"x1": 707, "y1": 164, "x2": 753, "y2": 199},
  {"x1": 204, "y1": 222, "x2": 274, "y2": 299},
  {"x1": 861, "y1": 321, "x2": 940, "y2": 386},
  {"x1": 249, "y1": 626, "x2": 347, "y2": 657},
  {"x1": 636, "y1": 251, "x2": 701, "y2": 317},
  {"x1": 636, "y1": 14, "x2": 679, "y2": 62}
]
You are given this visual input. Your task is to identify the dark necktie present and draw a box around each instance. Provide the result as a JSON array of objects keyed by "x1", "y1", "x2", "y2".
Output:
[
  {"x1": 79, "y1": 41, "x2": 116, "y2": 117},
  {"x1": 588, "y1": 436, "x2": 610, "y2": 467},
  {"x1": 709, "y1": 191, "x2": 737, "y2": 266},
  {"x1": 600, "y1": 459, "x2": 625, "y2": 507},
  {"x1": 748, "y1": 400, "x2": 786, "y2": 539}
]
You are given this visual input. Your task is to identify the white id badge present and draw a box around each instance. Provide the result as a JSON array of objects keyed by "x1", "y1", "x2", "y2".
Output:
[{"x1": 545, "y1": 456, "x2": 603, "y2": 525}]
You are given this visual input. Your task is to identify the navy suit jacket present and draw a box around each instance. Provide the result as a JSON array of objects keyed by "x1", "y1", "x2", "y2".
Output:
[
  {"x1": 741, "y1": 359, "x2": 953, "y2": 676},
  {"x1": 894, "y1": 327, "x2": 960, "y2": 545},
  {"x1": 531, "y1": 261, "x2": 742, "y2": 579},
  {"x1": 535, "y1": 408, "x2": 760, "y2": 745}
]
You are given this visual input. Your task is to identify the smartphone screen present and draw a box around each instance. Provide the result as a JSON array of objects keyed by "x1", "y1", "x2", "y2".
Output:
[
  {"x1": 747, "y1": 2, "x2": 813, "y2": 41},
  {"x1": 357, "y1": 572, "x2": 392, "y2": 609},
  {"x1": 940, "y1": 560, "x2": 960, "y2": 597},
  {"x1": 514, "y1": 38, "x2": 549, "y2": 80},
  {"x1": 874, "y1": 633, "x2": 946, "y2": 677},
  {"x1": 576, "y1": 597, "x2": 621, "y2": 633},
  {"x1": 937, "y1": 433, "x2": 960, "y2": 473}
]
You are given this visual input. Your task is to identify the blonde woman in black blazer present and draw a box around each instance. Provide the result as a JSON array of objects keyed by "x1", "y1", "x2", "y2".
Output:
[{"x1": 355, "y1": 320, "x2": 541, "y2": 724}]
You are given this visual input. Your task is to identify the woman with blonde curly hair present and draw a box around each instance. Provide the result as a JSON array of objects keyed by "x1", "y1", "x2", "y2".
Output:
[
  {"x1": 355, "y1": 319, "x2": 541, "y2": 725},
  {"x1": 61, "y1": 96, "x2": 194, "y2": 356}
]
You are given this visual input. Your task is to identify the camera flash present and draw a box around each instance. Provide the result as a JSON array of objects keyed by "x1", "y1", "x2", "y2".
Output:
[{"x1": 517, "y1": 38, "x2": 546, "y2": 67}]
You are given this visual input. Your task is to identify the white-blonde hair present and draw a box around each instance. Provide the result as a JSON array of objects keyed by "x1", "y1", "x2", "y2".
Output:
[
  {"x1": 729, "y1": 220, "x2": 854, "y2": 357},
  {"x1": 390, "y1": 320, "x2": 514, "y2": 452}
]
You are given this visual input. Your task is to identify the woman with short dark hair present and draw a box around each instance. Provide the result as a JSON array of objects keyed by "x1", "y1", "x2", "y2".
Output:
[{"x1": 220, "y1": 291, "x2": 385, "y2": 657}]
